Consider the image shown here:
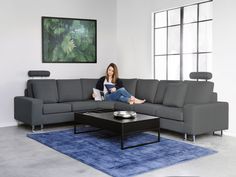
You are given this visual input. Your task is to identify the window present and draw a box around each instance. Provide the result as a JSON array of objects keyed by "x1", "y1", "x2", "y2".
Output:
[{"x1": 153, "y1": 0, "x2": 212, "y2": 80}]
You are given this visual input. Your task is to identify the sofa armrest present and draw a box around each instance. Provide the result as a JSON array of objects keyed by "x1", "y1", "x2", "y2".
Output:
[
  {"x1": 210, "y1": 92, "x2": 218, "y2": 102},
  {"x1": 14, "y1": 96, "x2": 43, "y2": 126},
  {"x1": 183, "y1": 102, "x2": 228, "y2": 135}
]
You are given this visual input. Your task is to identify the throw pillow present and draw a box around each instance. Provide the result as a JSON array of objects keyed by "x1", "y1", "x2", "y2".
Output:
[{"x1": 163, "y1": 83, "x2": 188, "y2": 108}]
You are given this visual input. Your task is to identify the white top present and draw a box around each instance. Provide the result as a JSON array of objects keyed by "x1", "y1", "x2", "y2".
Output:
[{"x1": 103, "y1": 79, "x2": 113, "y2": 95}]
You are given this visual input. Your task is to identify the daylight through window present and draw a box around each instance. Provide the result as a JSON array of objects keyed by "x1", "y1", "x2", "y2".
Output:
[{"x1": 153, "y1": 0, "x2": 212, "y2": 80}]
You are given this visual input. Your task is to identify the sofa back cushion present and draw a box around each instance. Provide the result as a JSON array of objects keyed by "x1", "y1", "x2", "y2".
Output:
[
  {"x1": 57, "y1": 79, "x2": 83, "y2": 102},
  {"x1": 154, "y1": 80, "x2": 180, "y2": 104},
  {"x1": 31, "y1": 80, "x2": 58, "y2": 103},
  {"x1": 135, "y1": 79, "x2": 159, "y2": 103},
  {"x1": 184, "y1": 81, "x2": 214, "y2": 104},
  {"x1": 26, "y1": 79, "x2": 43, "y2": 97},
  {"x1": 80, "y1": 79, "x2": 98, "y2": 100},
  {"x1": 120, "y1": 79, "x2": 137, "y2": 96},
  {"x1": 163, "y1": 83, "x2": 188, "y2": 107}
]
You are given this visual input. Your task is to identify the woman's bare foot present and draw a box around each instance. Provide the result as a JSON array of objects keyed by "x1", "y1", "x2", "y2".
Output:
[
  {"x1": 134, "y1": 99, "x2": 146, "y2": 104},
  {"x1": 130, "y1": 96, "x2": 135, "y2": 102},
  {"x1": 129, "y1": 101, "x2": 134, "y2": 105},
  {"x1": 128, "y1": 98, "x2": 134, "y2": 105}
]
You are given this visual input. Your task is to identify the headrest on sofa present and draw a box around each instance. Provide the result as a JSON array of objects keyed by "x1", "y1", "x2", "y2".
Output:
[
  {"x1": 28, "y1": 70, "x2": 50, "y2": 77},
  {"x1": 189, "y1": 72, "x2": 212, "y2": 81}
]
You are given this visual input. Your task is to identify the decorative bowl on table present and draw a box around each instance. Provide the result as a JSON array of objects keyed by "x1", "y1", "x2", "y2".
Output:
[{"x1": 113, "y1": 111, "x2": 137, "y2": 119}]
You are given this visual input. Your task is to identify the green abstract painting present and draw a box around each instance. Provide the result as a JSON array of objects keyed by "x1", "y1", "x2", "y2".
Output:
[{"x1": 42, "y1": 17, "x2": 97, "y2": 63}]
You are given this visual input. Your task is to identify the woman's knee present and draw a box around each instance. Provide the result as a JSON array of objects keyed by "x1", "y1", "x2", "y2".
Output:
[
  {"x1": 117, "y1": 87, "x2": 125, "y2": 91},
  {"x1": 117, "y1": 87, "x2": 126, "y2": 93}
]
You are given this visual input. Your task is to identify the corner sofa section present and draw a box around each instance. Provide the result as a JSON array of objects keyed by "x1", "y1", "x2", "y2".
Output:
[{"x1": 14, "y1": 78, "x2": 228, "y2": 140}]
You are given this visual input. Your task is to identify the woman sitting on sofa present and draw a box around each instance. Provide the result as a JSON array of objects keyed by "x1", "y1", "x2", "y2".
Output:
[{"x1": 93, "y1": 63, "x2": 145, "y2": 104}]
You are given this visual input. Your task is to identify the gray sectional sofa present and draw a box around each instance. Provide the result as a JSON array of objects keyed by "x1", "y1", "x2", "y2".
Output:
[{"x1": 14, "y1": 74, "x2": 228, "y2": 140}]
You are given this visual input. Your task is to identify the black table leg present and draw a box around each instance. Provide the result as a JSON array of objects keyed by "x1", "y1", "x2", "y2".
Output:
[
  {"x1": 120, "y1": 119, "x2": 160, "y2": 150},
  {"x1": 121, "y1": 135, "x2": 159, "y2": 150},
  {"x1": 74, "y1": 123, "x2": 77, "y2": 134},
  {"x1": 121, "y1": 124, "x2": 124, "y2": 150}
]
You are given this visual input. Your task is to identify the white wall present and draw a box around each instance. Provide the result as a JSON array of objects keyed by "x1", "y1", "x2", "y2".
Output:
[
  {"x1": 0, "y1": 0, "x2": 117, "y2": 127},
  {"x1": 116, "y1": 0, "x2": 236, "y2": 135},
  {"x1": 213, "y1": 0, "x2": 236, "y2": 135},
  {"x1": 116, "y1": 0, "x2": 200, "y2": 78}
]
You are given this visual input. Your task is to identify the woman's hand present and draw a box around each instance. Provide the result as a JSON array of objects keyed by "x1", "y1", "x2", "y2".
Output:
[
  {"x1": 92, "y1": 93, "x2": 96, "y2": 98},
  {"x1": 110, "y1": 87, "x2": 116, "y2": 93}
]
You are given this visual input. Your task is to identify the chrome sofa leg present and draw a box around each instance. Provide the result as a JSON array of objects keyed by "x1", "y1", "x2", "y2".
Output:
[
  {"x1": 213, "y1": 130, "x2": 223, "y2": 136},
  {"x1": 16, "y1": 121, "x2": 21, "y2": 126},
  {"x1": 32, "y1": 125, "x2": 44, "y2": 132},
  {"x1": 32, "y1": 125, "x2": 35, "y2": 132},
  {"x1": 184, "y1": 133, "x2": 187, "y2": 140},
  {"x1": 184, "y1": 134, "x2": 195, "y2": 142}
]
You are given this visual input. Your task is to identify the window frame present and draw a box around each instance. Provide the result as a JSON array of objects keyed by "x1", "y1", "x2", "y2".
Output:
[{"x1": 153, "y1": 0, "x2": 213, "y2": 80}]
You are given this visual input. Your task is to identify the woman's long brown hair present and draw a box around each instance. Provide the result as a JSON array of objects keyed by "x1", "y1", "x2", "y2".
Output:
[{"x1": 106, "y1": 63, "x2": 119, "y2": 83}]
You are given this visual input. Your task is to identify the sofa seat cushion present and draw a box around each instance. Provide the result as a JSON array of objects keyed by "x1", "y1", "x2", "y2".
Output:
[
  {"x1": 57, "y1": 79, "x2": 83, "y2": 102},
  {"x1": 70, "y1": 101, "x2": 98, "y2": 112},
  {"x1": 155, "y1": 105, "x2": 183, "y2": 121},
  {"x1": 32, "y1": 80, "x2": 58, "y2": 103},
  {"x1": 133, "y1": 103, "x2": 159, "y2": 116},
  {"x1": 163, "y1": 83, "x2": 188, "y2": 108},
  {"x1": 114, "y1": 102, "x2": 134, "y2": 111},
  {"x1": 43, "y1": 103, "x2": 72, "y2": 114},
  {"x1": 97, "y1": 101, "x2": 116, "y2": 110},
  {"x1": 135, "y1": 79, "x2": 159, "y2": 103}
]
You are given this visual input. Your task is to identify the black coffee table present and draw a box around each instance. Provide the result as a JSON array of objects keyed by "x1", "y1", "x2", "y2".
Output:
[{"x1": 74, "y1": 112, "x2": 160, "y2": 150}]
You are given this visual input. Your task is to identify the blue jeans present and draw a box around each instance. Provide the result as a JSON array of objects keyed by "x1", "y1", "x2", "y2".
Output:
[{"x1": 105, "y1": 87, "x2": 132, "y2": 103}]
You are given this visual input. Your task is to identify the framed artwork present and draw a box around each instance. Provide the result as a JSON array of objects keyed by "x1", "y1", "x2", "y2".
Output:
[{"x1": 42, "y1": 16, "x2": 97, "y2": 63}]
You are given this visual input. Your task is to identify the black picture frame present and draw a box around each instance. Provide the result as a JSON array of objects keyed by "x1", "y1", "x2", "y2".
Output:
[{"x1": 42, "y1": 16, "x2": 97, "y2": 63}]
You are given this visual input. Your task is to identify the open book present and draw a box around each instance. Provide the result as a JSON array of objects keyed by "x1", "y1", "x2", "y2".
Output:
[{"x1": 93, "y1": 88, "x2": 103, "y2": 101}]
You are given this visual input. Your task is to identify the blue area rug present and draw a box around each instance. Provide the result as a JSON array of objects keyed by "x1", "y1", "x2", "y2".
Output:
[{"x1": 27, "y1": 128, "x2": 216, "y2": 177}]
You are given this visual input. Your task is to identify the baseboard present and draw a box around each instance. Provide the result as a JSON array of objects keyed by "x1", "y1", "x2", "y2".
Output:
[
  {"x1": 0, "y1": 121, "x2": 18, "y2": 128},
  {"x1": 224, "y1": 131, "x2": 236, "y2": 137}
]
